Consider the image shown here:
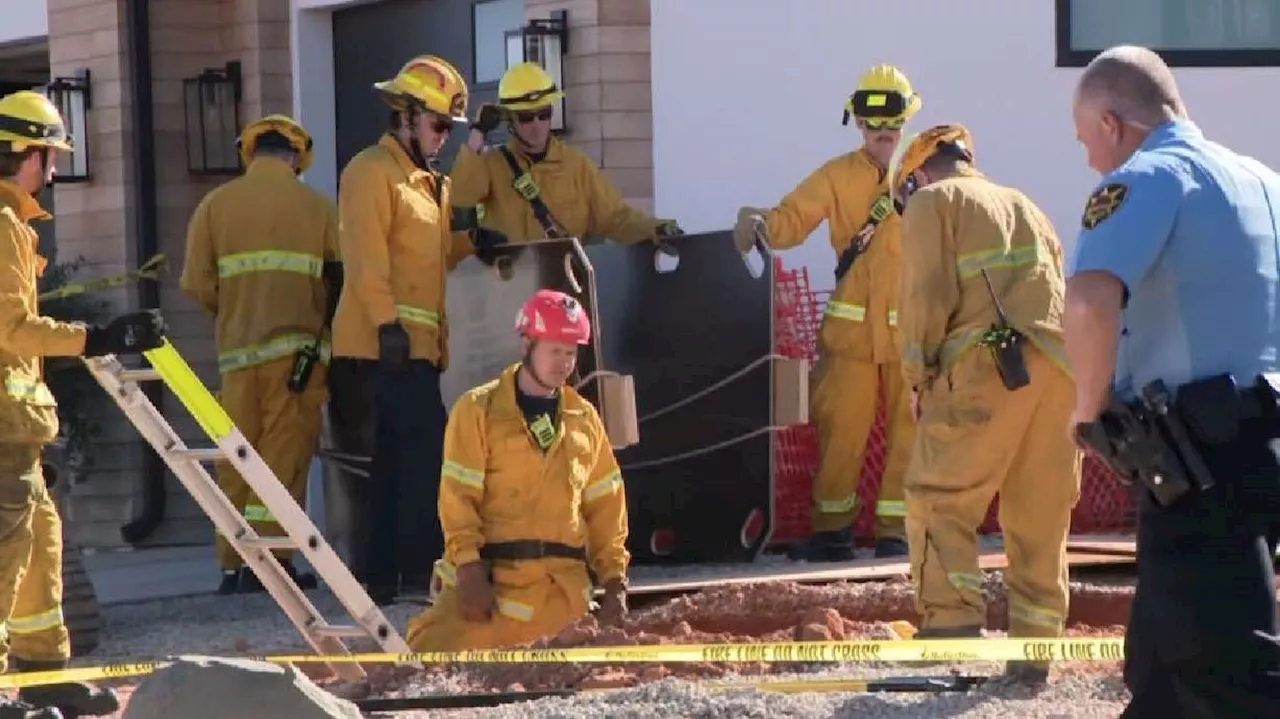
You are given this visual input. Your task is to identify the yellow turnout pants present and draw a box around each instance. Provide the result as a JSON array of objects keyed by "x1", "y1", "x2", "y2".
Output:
[{"x1": 906, "y1": 345, "x2": 1080, "y2": 637}]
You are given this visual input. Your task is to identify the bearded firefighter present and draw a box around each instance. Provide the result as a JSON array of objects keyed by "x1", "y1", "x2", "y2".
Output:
[
  {"x1": 734, "y1": 64, "x2": 921, "y2": 561},
  {"x1": 405, "y1": 289, "x2": 630, "y2": 651}
]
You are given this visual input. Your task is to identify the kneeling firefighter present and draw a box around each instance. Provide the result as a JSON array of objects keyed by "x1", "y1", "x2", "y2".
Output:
[
  {"x1": 179, "y1": 113, "x2": 340, "y2": 595},
  {"x1": 734, "y1": 64, "x2": 921, "y2": 561},
  {"x1": 452, "y1": 62, "x2": 682, "y2": 253},
  {"x1": 405, "y1": 289, "x2": 630, "y2": 651},
  {"x1": 894, "y1": 124, "x2": 1080, "y2": 685},
  {"x1": 0, "y1": 90, "x2": 168, "y2": 718}
]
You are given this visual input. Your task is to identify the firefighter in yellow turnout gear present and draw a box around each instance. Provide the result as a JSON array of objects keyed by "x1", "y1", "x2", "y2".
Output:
[
  {"x1": 452, "y1": 62, "x2": 682, "y2": 250},
  {"x1": 734, "y1": 65, "x2": 920, "y2": 561},
  {"x1": 0, "y1": 91, "x2": 168, "y2": 718},
  {"x1": 406, "y1": 289, "x2": 630, "y2": 651},
  {"x1": 332, "y1": 55, "x2": 488, "y2": 605},
  {"x1": 180, "y1": 114, "x2": 339, "y2": 595},
  {"x1": 894, "y1": 125, "x2": 1080, "y2": 684}
]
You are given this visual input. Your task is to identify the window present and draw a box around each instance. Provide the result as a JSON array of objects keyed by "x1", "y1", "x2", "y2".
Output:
[
  {"x1": 473, "y1": 0, "x2": 525, "y2": 84},
  {"x1": 1056, "y1": 0, "x2": 1280, "y2": 67}
]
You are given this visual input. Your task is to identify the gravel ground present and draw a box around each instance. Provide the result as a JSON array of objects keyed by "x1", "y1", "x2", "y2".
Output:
[{"x1": 59, "y1": 554, "x2": 1133, "y2": 718}]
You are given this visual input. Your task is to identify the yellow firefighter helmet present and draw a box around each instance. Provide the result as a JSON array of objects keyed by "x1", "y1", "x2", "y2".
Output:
[
  {"x1": 236, "y1": 114, "x2": 314, "y2": 173},
  {"x1": 498, "y1": 62, "x2": 565, "y2": 112},
  {"x1": 373, "y1": 55, "x2": 470, "y2": 123},
  {"x1": 891, "y1": 123, "x2": 975, "y2": 209},
  {"x1": 0, "y1": 91, "x2": 73, "y2": 153},
  {"x1": 843, "y1": 64, "x2": 923, "y2": 127}
]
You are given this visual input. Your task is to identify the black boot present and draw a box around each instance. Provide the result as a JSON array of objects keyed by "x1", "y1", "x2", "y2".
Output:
[
  {"x1": 237, "y1": 567, "x2": 266, "y2": 594},
  {"x1": 785, "y1": 528, "x2": 856, "y2": 562},
  {"x1": 217, "y1": 569, "x2": 241, "y2": 595},
  {"x1": 283, "y1": 561, "x2": 318, "y2": 590},
  {"x1": 0, "y1": 698, "x2": 62, "y2": 719},
  {"x1": 873, "y1": 537, "x2": 909, "y2": 558},
  {"x1": 13, "y1": 659, "x2": 118, "y2": 718}
]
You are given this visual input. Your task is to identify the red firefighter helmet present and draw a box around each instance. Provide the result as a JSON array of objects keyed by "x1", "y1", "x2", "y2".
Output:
[{"x1": 514, "y1": 289, "x2": 591, "y2": 345}]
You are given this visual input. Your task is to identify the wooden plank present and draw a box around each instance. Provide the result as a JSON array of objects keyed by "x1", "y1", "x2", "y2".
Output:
[
  {"x1": 627, "y1": 551, "x2": 1133, "y2": 596},
  {"x1": 1066, "y1": 535, "x2": 1137, "y2": 556}
]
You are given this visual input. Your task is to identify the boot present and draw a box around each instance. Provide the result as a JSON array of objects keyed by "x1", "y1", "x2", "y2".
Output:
[
  {"x1": 1003, "y1": 660, "x2": 1050, "y2": 686},
  {"x1": 873, "y1": 537, "x2": 909, "y2": 558},
  {"x1": 217, "y1": 569, "x2": 240, "y2": 595},
  {"x1": 12, "y1": 658, "x2": 118, "y2": 718},
  {"x1": 283, "y1": 561, "x2": 318, "y2": 590},
  {"x1": 237, "y1": 567, "x2": 265, "y2": 594},
  {"x1": 0, "y1": 699, "x2": 62, "y2": 719},
  {"x1": 914, "y1": 625, "x2": 984, "y2": 639},
  {"x1": 785, "y1": 528, "x2": 856, "y2": 562}
]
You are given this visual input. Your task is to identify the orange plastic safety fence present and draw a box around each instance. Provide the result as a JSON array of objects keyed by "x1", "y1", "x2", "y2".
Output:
[{"x1": 770, "y1": 256, "x2": 1137, "y2": 546}]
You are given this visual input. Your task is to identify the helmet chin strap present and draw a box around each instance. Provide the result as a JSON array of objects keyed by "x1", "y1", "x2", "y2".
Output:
[
  {"x1": 520, "y1": 341, "x2": 560, "y2": 395},
  {"x1": 37, "y1": 147, "x2": 52, "y2": 193},
  {"x1": 403, "y1": 106, "x2": 434, "y2": 170}
]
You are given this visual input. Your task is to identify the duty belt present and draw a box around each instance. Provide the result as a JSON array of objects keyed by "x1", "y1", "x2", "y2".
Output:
[{"x1": 479, "y1": 540, "x2": 586, "y2": 562}]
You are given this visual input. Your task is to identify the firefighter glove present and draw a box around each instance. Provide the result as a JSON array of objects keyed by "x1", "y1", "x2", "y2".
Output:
[
  {"x1": 655, "y1": 219, "x2": 684, "y2": 238},
  {"x1": 470, "y1": 103, "x2": 504, "y2": 135},
  {"x1": 83, "y1": 310, "x2": 167, "y2": 357},
  {"x1": 456, "y1": 561, "x2": 497, "y2": 622},
  {"x1": 473, "y1": 226, "x2": 509, "y2": 264},
  {"x1": 733, "y1": 207, "x2": 767, "y2": 254},
  {"x1": 377, "y1": 322, "x2": 411, "y2": 372},
  {"x1": 596, "y1": 578, "x2": 628, "y2": 627}
]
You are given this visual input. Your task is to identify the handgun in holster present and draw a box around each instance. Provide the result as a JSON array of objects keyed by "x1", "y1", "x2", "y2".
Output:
[
  {"x1": 978, "y1": 268, "x2": 1029, "y2": 391},
  {"x1": 1075, "y1": 394, "x2": 1194, "y2": 506}
]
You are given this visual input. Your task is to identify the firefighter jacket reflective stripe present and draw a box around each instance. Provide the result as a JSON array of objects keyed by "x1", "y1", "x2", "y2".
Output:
[
  {"x1": 450, "y1": 136, "x2": 661, "y2": 244},
  {"x1": 179, "y1": 157, "x2": 339, "y2": 374},
  {"x1": 438, "y1": 362, "x2": 630, "y2": 583},
  {"x1": 897, "y1": 168, "x2": 1069, "y2": 389},
  {"x1": 0, "y1": 181, "x2": 86, "y2": 445},
  {"x1": 762, "y1": 148, "x2": 901, "y2": 363},
  {"x1": 332, "y1": 134, "x2": 472, "y2": 367}
]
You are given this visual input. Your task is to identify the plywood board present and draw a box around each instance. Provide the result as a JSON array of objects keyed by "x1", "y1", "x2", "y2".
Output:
[
  {"x1": 627, "y1": 551, "x2": 1134, "y2": 596},
  {"x1": 587, "y1": 233, "x2": 776, "y2": 565},
  {"x1": 1065, "y1": 535, "x2": 1137, "y2": 556}
]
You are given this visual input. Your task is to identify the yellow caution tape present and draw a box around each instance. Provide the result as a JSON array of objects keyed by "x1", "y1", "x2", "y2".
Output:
[
  {"x1": 0, "y1": 638, "x2": 1125, "y2": 689},
  {"x1": 38, "y1": 254, "x2": 167, "y2": 301}
]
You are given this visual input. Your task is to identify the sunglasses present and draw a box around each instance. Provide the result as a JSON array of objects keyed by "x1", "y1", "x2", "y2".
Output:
[
  {"x1": 515, "y1": 108, "x2": 554, "y2": 124},
  {"x1": 860, "y1": 117, "x2": 905, "y2": 131},
  {"x1": 428, "y1": 115, "x2": 454, "y2": 133}
]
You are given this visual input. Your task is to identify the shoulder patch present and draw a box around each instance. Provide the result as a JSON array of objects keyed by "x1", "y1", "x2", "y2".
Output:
[{"x1": 1081, "y1": 183, "x2": 1128, "y2": 230}]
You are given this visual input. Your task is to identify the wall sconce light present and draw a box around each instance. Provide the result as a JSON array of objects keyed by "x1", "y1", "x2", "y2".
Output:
[
  {"x1": 45, "y1": 69, "x2": 92, "y2": 183},
  {"x1": 183, "y1": 61, "x2": 242, "y2": 176},
  {"x1": 505, "y1": 9, "x2": 569, "y2": 132}
]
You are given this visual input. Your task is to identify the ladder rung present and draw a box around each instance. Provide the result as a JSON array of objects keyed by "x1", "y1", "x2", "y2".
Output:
[
  {"x1": 242, "y1": 537, "x2": 298, "y2": 550},
  {"x1": 311, "y1": 625, "x2": 369, "y2": 639},
  {"x1": 168, "y1": 448, "x2": 225, "y2": 463},
  {"x1": 117, "y1": 368, "x2": 162, "y2": 383}
]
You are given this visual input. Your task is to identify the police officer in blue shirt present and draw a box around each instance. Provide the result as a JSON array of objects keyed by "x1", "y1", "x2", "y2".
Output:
[{"x1": 1065, "y1": 45, "x2": 1280, "y2": 717}]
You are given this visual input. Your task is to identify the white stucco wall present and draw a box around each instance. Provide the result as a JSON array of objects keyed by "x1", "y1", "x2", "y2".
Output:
[
  {"x1": 290, "y1": 0, "x2": 363, "y2": 200},
  {"x1": 650, "y1": 0, "x2": 1280, "y2": 290},
  {"x1": 0, "y1": 0, "x2": 47, "y2": 45}
]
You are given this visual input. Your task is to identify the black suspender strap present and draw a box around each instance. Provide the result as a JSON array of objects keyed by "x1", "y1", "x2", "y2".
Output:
[
  {"x1": 833, "y1": 190, "x2": 894, "y2": 282},
  {"x1": 496, "y1": 145, "x2": 565, "y2": 239}
]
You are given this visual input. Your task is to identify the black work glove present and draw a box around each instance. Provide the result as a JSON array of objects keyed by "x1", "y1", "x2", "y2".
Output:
[
  {"x1": 473, "y1": 227, "x2": 509, "y2": 264},
  {"x1": 470, "y1": 103, "x2": 503, "y2": 136},
  {"x1": 83, "y1": 310, "x2": 167, "y2": 357},
  {"x1": 377, "y1": 322, "x2": 410, "y2": 372}
]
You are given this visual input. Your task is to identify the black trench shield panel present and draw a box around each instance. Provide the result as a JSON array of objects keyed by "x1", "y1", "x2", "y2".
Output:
[
  {"x1": 441, "y1": 239, "x2": 607, "y2": 411},
  {"x1": 441, "y1": 233, "x2": 774, "y2": 566},
  {"x1": 586, "y1": 232, "x2": 774, "y2": 565}
]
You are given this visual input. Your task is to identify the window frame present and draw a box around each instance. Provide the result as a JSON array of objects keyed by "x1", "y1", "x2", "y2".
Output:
[
  {"x1": 471, "y1": 0, "x2": 524, "y2": 88},
  {"x1": 1054, "y1": 0, "x2": 1280, "y2": 67}
]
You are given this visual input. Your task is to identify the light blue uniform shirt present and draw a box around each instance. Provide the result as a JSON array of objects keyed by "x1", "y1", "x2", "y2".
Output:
[{"x1": 1068, "y1": 119, "x2": 1280, "y2": 401}]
